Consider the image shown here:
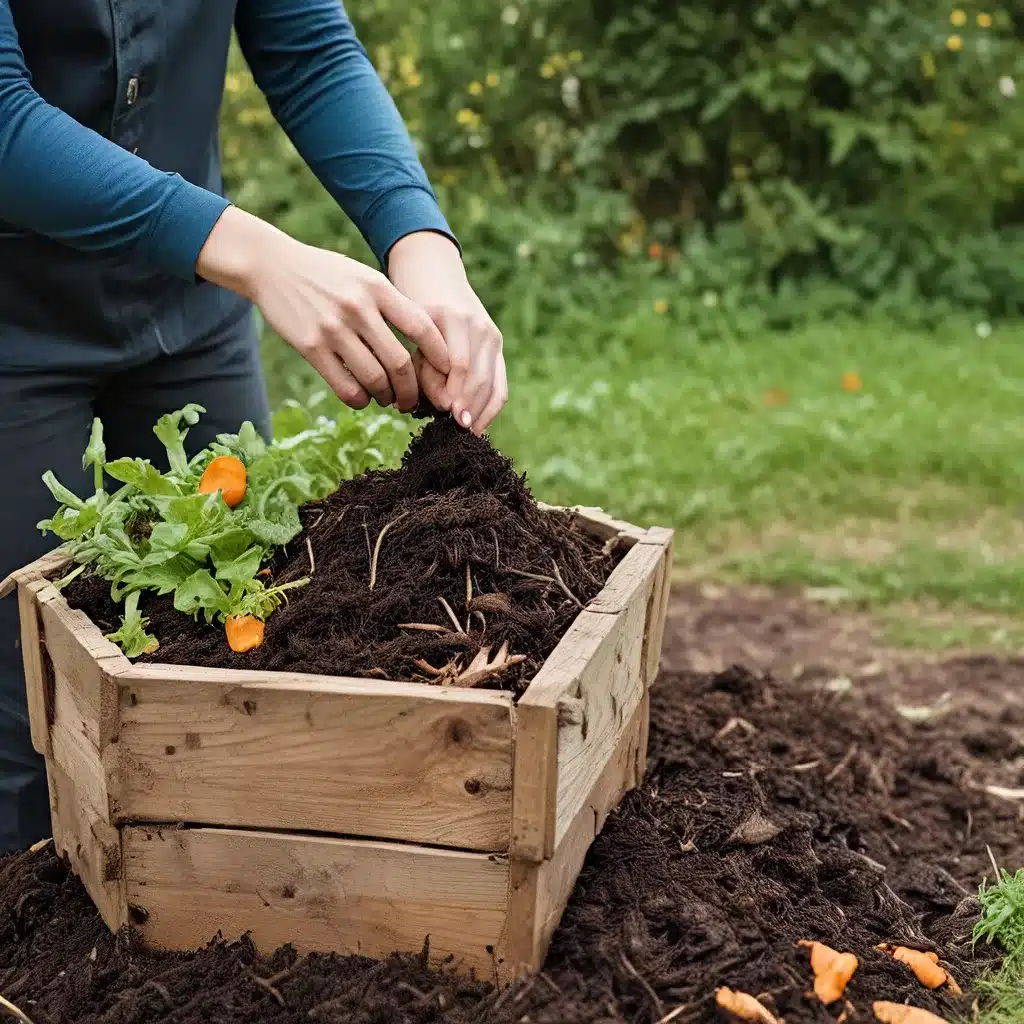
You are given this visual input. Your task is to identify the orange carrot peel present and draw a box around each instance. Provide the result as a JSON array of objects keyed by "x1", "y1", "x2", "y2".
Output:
[
  {"x1": 875, "y1": 944, "x2": 962, "y2": 995},
  {"x1": 873, "y1": 1001, "x2": 951, "y2": 1024},
  {"x1": 225, "y1": 614, "x2": 264, "y2": 653},
  {"x1": 714, "y1": 987, "x2": 780, "y2": 1023},
  {"x1": 198, "y1": 455, "x2": 247, "y2": 508},
  {"x1": 797, "y1": 940, "x2": 859, "y2": 1004}
]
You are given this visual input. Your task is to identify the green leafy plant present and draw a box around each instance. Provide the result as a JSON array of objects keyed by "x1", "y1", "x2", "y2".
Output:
[
  {"x1": 38, "y1": 397, "x2": 408, "y2": 654},
  {"x1": 967, "y1": 861, "x2": 1024, "y2": 1024}
]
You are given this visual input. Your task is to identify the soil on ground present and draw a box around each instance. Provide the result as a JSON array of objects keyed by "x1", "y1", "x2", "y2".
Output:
[
  {"x1": 2, "y1": 588, "x2": 1022, "y2": 1024},
  {"x1": 64, "y1": 417, "x2": 620, "y2": 695}
]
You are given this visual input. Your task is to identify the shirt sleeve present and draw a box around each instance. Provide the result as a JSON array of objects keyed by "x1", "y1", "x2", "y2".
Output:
[
  {"x1": 234, "y1": 0, "x2": 459, "y2": 268},
  {"x1": 0, "y1": 0, "x2": 229, "y2": 280}
]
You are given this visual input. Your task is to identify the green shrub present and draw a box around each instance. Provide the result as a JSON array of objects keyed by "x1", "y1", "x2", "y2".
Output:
[{"x1": 220, "y1": 1, "x2": 1024, "y2": 324}]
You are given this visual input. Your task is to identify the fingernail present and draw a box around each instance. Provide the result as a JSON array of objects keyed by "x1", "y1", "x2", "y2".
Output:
[{"x1": 460, "y1": 410, "x2": 472, "y2": 428}]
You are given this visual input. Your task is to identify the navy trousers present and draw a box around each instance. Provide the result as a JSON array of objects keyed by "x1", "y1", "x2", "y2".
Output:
[{"x1": 0, "y1": 318, "x2": 271, "y2": 854}]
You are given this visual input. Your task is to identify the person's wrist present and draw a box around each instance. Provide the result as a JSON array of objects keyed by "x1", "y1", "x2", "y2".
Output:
[
  {"x1": 388, "y1": 230, "x2": 463, "y2": 275},
  {"x1": 196, "y1": 206, "x2": 285, "y2": 300}
]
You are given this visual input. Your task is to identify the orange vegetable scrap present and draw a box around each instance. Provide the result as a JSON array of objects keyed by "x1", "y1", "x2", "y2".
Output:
[
  {"x1": 225, "y1": 614, "x2": 264, "y2": 653},
  {"x1": 842, "y1": 372, "x2": 863, "y2": 392},
  {"x1": 198, "y1": 455, "x2": 247, "y2": 508},
  {"x1": 797, "y1": 940, "x2": 859, "y2": 1004},
  {"x1": 875, "y1": 944, "x2": 961, "y2": 994},
  {"x1": 713, "y1": 987, "x2": 780, "y2": 1023},
  {"x1": 873, "y1": 1001, "x2": 951, "y2": 1024}
]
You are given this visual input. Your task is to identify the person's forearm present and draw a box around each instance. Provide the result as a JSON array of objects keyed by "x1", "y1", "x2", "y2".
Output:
[
  {"x1": 0, "y1": 0, "x2": 228, "y2": 280},
  {"x1": 235, "y1": 0, "x2": 457, "y2": 268}
]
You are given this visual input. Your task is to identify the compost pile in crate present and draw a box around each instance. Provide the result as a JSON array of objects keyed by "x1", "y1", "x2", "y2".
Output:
[
  {"x1": 4, "y1": 661, "x2": 1022, "y2": 1024},
  {"x1": 66, "y1": 414, "x2": 619, "y2": 694}
]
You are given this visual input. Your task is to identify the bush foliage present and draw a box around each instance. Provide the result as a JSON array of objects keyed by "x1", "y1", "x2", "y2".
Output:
[{"x1": 221, "y1": 0, "x2": 1024, "y2": 327}]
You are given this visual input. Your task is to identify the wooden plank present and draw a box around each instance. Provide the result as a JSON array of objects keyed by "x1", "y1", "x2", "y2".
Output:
[
  {"x1": 0, "y1": 545, "x2": 72, "y2": 599},
  {"x1": 37, "y1": 588, "x2": 125, "y2": 748},
  {"x1": 642, "y1": 529, "x2": 674, "y2": 686},
  {"x1": 17, "y1": 580, "x2": 52, "y2": 755},
  {"x1": 48, "y1": 758, "x2": 126, "y2": 931},
  {"x1": 509, "y1": 701, "x2": 557, "y2": 861},
  {"x1": 548, "y1": 504, "x2": 647, "y2": 546},
  {"x1": 507, "y1": 694, "x2": 648, "y2": 975},
  {"x1": 521, "y1": 586, "x2": 648, "y2": 849},
  {"x1": 586, "y1": 539, "x2": 665, "y2": 616},
  {"x1": 114, "y1": 670, "x2": 515, "y2": 851},
  {"x1": 123, "y1": 826, "x2": 511, "y2": 980},
  {"x1": 50, "y1": 667, "x2": 112, "y2": 819}
]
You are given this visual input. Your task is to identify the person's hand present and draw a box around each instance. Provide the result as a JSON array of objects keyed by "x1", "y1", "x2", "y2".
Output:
[
  {"x1": 196, "y1": 207, "x2": 450, "y2": 413},
  {"x1": 387, "y1": 231, "x2": 507, "y2": 435}
]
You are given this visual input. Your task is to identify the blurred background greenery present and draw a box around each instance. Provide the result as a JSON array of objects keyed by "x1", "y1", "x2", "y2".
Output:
[{"x1": 220, "y1": 0, "x2": 1024, "y2": 640}]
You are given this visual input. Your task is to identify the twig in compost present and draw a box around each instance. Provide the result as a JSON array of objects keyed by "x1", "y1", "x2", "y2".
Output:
[
  {"x1": 825, "y1": 742, "x2": 858, "y2": 783},
  {"x1": 305, "y1": 537, "x2": 315, "y2": 575},
  {"x1": 987, "y1": 844, "x2": 1001, "y2": 881},
  {"x1": 398, "y1": 622, "x2": 450, "y2": 633},
  {"x1": 27, "y1": 837, "x2": 51, "y2": 853},
  {"x1": 0, "y1": 994, "x2": 34, "y2": 1024},
  {"x1": 507, "y1": 567, "x2": 556, "y2": 584},
  {"x1": 551, "y1": 558, "x2": 584, "y2": 607},
  {"x1": 453, "y1": 642, "x2": 526, "y2": 687},
  {"x1": 369, "y1": 511, "x2": 410, "y2": 590},
  {"x1": 491, "y1": 527, "x2": 500, "y2": 567},
  {"x1": 620, "y1": 954, "x2": 664, "y2": 1018},
  {"x1": 251, "y1": 973, "x2": 286, "y2": 1007},
  {"x1": 362, "y1": 521, "x2": 371, "y2": 564},
  {"x1": 473, "y1": 610, "x2": 487, "y2": 632},
  {"x1": 538, "y1": 972, "x2": 562, "y2": 996},
  {"x1": 715, "y1": 717, "x2": 758, "y2": 740},
  {"x1": 438, "y1": 595, "x2": 466, "y2": 633},
  {"x1": 791, "y1": 761, "x2": 821, "y2": 773},
  {"x1": 465, "y1": 563, "x2": 473, "y2": 608},
  {"x1": 657, "y1": 1005, "x2": 689, "y2": 1024}
]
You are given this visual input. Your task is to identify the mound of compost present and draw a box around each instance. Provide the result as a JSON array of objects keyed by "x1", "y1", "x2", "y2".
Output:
[
  {"x1": 3, "y1": 663, "x2": 1021, "y2": 1024},
  {"x1": 65, "y1": 416, "x2": 620, "y2": 694}
]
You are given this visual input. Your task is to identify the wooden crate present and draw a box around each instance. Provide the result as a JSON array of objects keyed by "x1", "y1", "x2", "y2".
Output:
[{"x1": 1, "y1": 509, "x2": 673, "y2": 983}]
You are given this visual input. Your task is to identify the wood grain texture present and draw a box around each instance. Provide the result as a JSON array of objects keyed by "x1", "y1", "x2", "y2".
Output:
[
  {"x1": 38, "y1": 588, "x2": 125, "y2": 748},
  {"x1": 0, "y1": 545, "x2": 72, "y2": 598},
  {"x1": 114, "y1": 671, "x2": 514, "y2": 851},
  {"x1": 521, "y1": 576, "x2": 651, "y2": 848},
  {"x1": 641, "y1": 529, "x2": 674, "y2": 687},
  {"x1": 507, "y1": 694, "x2": 649, "y2": 974},
  {"x1": 18, "y1": 580, "x2": 52, "y2": 755},
  {"x1": 509, "y1": 701, "x2": 557, "y2": 861},
  {"x1": 124, "y1": 826, "x2": 511, "y2": 980},
  {"x1": 48, "y1": 759, "x2": 125, "y2": 931},
  {"x1": 586, "y1": 540, "x2": 665, "y2": 617}
]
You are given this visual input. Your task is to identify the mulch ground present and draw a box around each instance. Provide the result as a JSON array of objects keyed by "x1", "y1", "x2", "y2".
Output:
[
  {"x1": 3, "y1": 593, "x2": 1022, "y2": 1023},
  {"x1": 65, "y1": 417, "x2": 620, "y2": 695}
]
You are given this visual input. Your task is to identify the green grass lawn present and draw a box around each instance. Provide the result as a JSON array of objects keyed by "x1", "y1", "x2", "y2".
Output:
[{"x1": 260, "y1": 309, "x2": 1024, "y2": 633}]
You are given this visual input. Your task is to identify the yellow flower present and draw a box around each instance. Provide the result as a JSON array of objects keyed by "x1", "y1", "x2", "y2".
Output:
[
  {"x1": 540, "y1": 62, "x2": 555, "y2": 79},
  {"x1": 950, "y1": 9, "x2": 966, "y2": 25},
  {"x1": 977, "y1": 12, "x2": 992, "y2": 27},
  {"x1": 921, "y1": 52, "x2": 936, "y2": 78},
  {"x1": 551, "y1": 54, "x2": 567, "y2": 72},
  {"x1": 947, "y1": 34, "x2": 962, "y2": 50},
  {"x1": 653, "y1": 298, "x2": 669, "y2": 315},
  {"x1": 398, "y1": 54, "x2": 416, "y2": 78},
  {"x1": 568, "y1": 49, "x2": 583, "y2": 63},
  {"x1": 456, "y1": 107, "x2": 477, "y2": 126},
  {"x1": 486, "y1": 72, "x2": 500, "y2": 88},
  {"x1": 468, "y1": 81, "x2": 483, "y2": 96},
  {"x1": 406, "y1": 72, "x2": 422, "y2": 88}
]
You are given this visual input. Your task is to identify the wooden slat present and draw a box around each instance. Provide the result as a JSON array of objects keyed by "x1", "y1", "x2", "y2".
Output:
[
  {"x1": 17, "y1": 580, "x2": 52, "y2": 755},
  {"x1": 521, "y1": 585, "x2": 649, "y2": 849},
  {"x1": 549, "y1": 504, "x2": 648, "y2": 546},
  {"x1": 509, "y1": 701, "x2": 557, "y2": 861},
  {"x1": 114, "y1": 670, "x2": 514, "y2": 851},
  {"x1": 0, "y1": 545, "x2": 72, "y2": 599},
  {"x1": 50, "y1": 667, "x2": 112, "y2": 819},
  {"x1": 586, "y1": 539, "x2": 665, "y2": 616},
  {"x1": 48, "y1": 759, "x2": 126, "y2": 931},
  {"x1": 507, "y1": 693, "x2": 649, "y2": 974},
  {"x1": 123, "y1": 826, "x2": 511, "y2": 980},
  {"x1": 642, "y1": 529, "x2": 674, "y2": 686},
  {"x1": 37, "y1": 588, "x2": 125, "y2": 747}
]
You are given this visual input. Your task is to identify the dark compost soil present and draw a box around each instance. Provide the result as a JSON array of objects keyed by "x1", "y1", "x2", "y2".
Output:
[
  {"x1": 63, "y1": 416, "x2": 620, "y2": 695},
  {"x1": 3, "y1": 638, "x2": 1022, "y2": 1023}
]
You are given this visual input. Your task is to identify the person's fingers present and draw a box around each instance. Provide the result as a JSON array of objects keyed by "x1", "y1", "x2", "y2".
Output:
[
  {"x1": 332, "y1": 326, "x2": 395, "y2": 407},
  {"x1": 303, "y1": 345, "x2": 371, "y2": 410},
  {"x1": 460, "y1": 320, "x2": 502, "y2": 429},
  {"x1": 358, "y1": 311, "x2": 420, "y2": 413},
  {"x1": 442, "y1": 314, "x2": 474, "y2": 429},
  {"x1": 473, "y1": 351, "x2": 509, "y2": 435},
  {"x1": 412, "y1": 351, "x2": 450, "y2": 411},
  {"x1": 374, "y1": 280, "x2": 451, "y2": 375}
]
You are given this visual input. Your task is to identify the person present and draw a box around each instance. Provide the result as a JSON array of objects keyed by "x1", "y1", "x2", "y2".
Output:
[{"x1": 0, "y1": 0, "x2": 507, "y2": 854}]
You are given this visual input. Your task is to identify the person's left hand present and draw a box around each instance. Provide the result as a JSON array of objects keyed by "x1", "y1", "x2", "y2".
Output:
[{"x1": 387, "y1": 231, "x2": 507, "y2": 435}]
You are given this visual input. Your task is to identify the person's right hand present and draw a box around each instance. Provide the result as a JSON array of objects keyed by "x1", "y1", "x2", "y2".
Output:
[{"x1": 196, "y1": 206, "x2": 450, "y2": 413}]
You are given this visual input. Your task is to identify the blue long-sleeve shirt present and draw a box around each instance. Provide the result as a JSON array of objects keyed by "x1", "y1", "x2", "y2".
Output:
[{"x1": 0, "y1": 0, "x2": 454, "y2": 365}]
